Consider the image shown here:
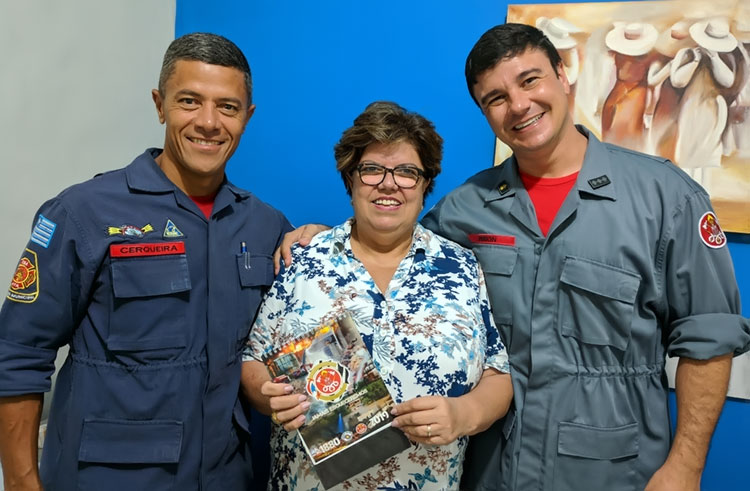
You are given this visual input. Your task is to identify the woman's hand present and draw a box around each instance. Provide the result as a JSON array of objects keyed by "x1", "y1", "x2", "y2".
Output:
[
  {"x1": 261, "y1": 381, "x2": 311, "y2": 432},
  {"x1": 390, "y1": 369, "x2": 512, "y2": 446},
  {"x1": 390, "y1": 396, "x2": 467, "y2": 445}
]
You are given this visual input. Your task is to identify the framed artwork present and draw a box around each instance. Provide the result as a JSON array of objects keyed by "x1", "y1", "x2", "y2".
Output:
[{"x1": 498, "y1": 0, "x2": 750, "y2": 233}]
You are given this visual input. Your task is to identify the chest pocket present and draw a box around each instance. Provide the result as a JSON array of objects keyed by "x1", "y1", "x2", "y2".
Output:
[
  {"x1": 472, "y1": 245, "x2": 517, "y2": 329},
  {"x1": 234, "y1": 253, "x2": 274, "y2": 357},
  {"x1": 559, "y1": 256, "x2": 640, "y2": 351},
  {"x1": 109, "y1": 255, "x2": 191, "y2": 357}
]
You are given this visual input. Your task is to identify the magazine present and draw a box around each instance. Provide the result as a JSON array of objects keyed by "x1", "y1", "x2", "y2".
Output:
[{"x1": 262, "y1": 312, "x2": 411, "y2": 489}]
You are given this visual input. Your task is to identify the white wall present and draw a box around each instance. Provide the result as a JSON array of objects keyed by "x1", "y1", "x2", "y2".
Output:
[
  {"x1": 0, "y1": 2, "x2": 175, "y2": 486},
  {"x1": 0, "y1": 0, "x2": 175, "y2": 287}
]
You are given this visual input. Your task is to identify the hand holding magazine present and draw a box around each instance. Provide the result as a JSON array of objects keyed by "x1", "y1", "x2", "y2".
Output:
[{"x1": 262, "y1": 312, "x2": 411, "y2": 489}]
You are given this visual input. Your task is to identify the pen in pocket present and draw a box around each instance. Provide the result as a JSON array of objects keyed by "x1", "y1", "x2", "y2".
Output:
[{"x1": 240, "y1": 241, "x2": 251, "y2": 269}]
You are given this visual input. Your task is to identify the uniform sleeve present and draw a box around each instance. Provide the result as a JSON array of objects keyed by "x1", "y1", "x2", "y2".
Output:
[
  {"x1": 477, "y1": 261, "x2": 510, "y2": 373},
  {"x1": 663, "y1": 190, "x2": 750, "y2": 359},
  {"x1": 0, "y1": 198, "x2": 93, "y2": 396},
  {"x1": 421, "y1": 198, "x2": 444, "y2": 236}
]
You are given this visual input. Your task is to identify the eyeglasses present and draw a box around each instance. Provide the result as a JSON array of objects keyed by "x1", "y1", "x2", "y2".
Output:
[{"x1": 354, "y1": 162, "x2": 426, "y2": 189}]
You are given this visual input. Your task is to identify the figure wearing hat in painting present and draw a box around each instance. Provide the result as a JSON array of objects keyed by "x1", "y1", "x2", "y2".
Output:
[
  {"x1": 723, "y1": 18, "x2": 750, "y2": 159},
  {"x1": 602, "y1": 22, "x2": 658, "y2": 150},
  {"x1": 644, "y1": 20, "x2": 696, "y2": 161},
  {"x1": 672, "y1": 18, "x2": 740, "y2": 184},
  {"x1": 536, "y1": 17, "x2": 583, "y2": 113}
]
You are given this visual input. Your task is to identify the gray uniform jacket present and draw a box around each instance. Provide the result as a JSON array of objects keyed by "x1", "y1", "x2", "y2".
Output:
[{"x1": 422, "y1": 126, "x2": 750, "y2": 491}]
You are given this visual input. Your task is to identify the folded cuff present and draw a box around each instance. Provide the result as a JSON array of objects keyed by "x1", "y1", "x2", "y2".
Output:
[
  {"x1": 0, "y1": 338, "x2": 58, "y2": 396},
  {"x1": 667, "y1": 313, "x2": 750, "y2": 359}
]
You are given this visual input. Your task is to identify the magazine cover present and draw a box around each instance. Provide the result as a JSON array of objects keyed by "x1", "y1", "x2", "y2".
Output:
[{"x1": 262, "y1": 312, "x2": 411, "y2": 489}]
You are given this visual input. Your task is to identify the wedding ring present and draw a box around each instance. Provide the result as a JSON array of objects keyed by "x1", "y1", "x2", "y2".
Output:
[
  {"x1": 427, "y1": 425, "x2": 432, "y2": 438},
  {"x1": 271, "y1": 412, "x2": 281, "y2": 425}
]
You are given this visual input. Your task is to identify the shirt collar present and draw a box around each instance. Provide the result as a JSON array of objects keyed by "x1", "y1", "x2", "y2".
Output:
[
  {"x1": 125, "y1": 148, "x2": 251, "y2": 202},
  {"x1": 482, "y1": 125, "x2": 617, "y2": 203},
  {"x1": 574, "y1": 125, "x2": 617, "y2": 201},
  {"x1": 329, "y1": 219, "x2": 445, "y2": 260}
]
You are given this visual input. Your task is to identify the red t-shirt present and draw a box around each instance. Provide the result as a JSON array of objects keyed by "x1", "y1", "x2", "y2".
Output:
[
  {"x1": 190, "y1": 194, "x2": 216, "y2": 219},
  {"x1": 519, "y1": 171, "x2": 579, "y2": 236}
]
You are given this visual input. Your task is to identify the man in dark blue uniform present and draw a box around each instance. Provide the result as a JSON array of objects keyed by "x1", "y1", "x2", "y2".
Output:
[{"x1": 0, "y1": 32, "x2": 292, "y2": 490}]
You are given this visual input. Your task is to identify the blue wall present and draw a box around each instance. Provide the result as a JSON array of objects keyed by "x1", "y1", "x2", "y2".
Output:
[{"x1": 176, "y1": 1, "x2": 749, "y2": 489}]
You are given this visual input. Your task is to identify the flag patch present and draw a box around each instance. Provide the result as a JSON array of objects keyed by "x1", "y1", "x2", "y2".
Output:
[{"x1": 30, "y1": 215, "x2": 56, "y2": 249}]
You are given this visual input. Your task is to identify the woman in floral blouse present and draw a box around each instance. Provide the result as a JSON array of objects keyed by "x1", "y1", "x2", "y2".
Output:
[{"x1": 241, "y1": 101, "x2": 512, "y2": 490}]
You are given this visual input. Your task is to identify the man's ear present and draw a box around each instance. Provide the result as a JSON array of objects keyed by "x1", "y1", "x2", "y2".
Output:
[
  {"x1": 243, "y1": 104, "x2": 256, "y2": 130},
  {"x1": 556, "y1": 62, "x2": 571, "y2": 95},
  {"x1": 152, "y1": 89, "x2": 165, "y2": 124}
]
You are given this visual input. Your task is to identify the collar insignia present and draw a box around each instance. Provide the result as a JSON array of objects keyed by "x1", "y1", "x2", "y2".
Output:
[
  {"x1": 498, "y1": 181, "x2": 510, "y2": 195},
  {"x1": 587, "y1": 175, "x2": 611, "y2": 190}
]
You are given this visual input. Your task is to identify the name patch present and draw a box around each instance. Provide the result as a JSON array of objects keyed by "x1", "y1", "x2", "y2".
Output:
[
  {"x1": 468, "y1": 234, "x2": 516, "y2": 246},
  {"x1": 110, "y1": 241, "x2": 186, "y2": 258}
]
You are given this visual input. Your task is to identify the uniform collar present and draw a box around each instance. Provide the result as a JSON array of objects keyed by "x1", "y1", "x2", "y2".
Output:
[
  {"x1": 328, "y1": 219, "x2": 445, "y2": 260},
  {"x1": 125, "y1": 148, "x2": 252, "y2": 202},
  {"x1": 482, "y1": 125, "x2": 617, "y2": 202},
  {"x1": 574, "y1": 125, "x2": 617, "y2": 202}
]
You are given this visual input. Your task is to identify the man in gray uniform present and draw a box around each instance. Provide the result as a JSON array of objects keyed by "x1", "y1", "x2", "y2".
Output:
[
  {"x1": 422, "y1": 24, "x2": 750, "y2": 490},
  {"x1": 279, "y1": 23, "x2": 750, "y2": 491}
]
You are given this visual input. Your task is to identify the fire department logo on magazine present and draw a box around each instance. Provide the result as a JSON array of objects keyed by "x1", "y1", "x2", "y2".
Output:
[
  {"x1": 8, "y1": 249, "x2": 39, "y2": 303},
  {"x1": 306, "y1": 360, "x2": 349, "y2": 402}
]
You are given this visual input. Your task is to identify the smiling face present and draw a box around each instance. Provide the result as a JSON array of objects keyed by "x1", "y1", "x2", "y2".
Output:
[
  {"x1": 152, "y1": 60, "x2": 255, "y2": 195},
  {"x1": 350, "y1": 141, "x2": 428, "y2": 242},
  {"x1": 472, "y1": 48, "x2": 575, "y2": 163}
]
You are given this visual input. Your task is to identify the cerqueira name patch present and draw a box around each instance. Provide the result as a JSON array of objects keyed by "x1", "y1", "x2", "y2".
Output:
[{"x1": 109, "y1": 241, "x2": 186, "y2": 258}]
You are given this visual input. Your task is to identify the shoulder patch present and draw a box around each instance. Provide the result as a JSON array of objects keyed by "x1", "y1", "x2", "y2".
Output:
[
  {"x1": 30, "y1": 214, "x2": 56, "y2": 249},
  {"x1": 698, "y1": 212, "x2": 726, "y2": 249},
  {"x1": 8, "y1": 249, "x2": 40, "y2": 303}
]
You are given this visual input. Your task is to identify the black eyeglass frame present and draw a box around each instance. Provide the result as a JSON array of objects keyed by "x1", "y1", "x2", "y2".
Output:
[{"x1": 353, "y1": 162, "x2": 427, "y2": 189}]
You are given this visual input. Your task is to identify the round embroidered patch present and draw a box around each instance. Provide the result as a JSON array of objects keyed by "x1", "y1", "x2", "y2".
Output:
[{"x1": 698, "y1": 212, "x2": 726, "y2": 249}]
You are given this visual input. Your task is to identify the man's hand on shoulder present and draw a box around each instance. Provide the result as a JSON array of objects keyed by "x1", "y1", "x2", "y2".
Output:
[{"x1": 273, "y1": 224, "x2": 330, "y2": 274}]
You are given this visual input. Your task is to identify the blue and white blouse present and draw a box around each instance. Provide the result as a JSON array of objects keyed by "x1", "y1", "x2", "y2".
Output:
[{"x1": 244, "y1": 219, "x2": 509, "y2": 490}]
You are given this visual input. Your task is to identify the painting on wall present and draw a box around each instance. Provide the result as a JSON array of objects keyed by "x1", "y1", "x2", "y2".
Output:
[{"x1": 497, "y1": 0, "x2": 750, "y2": 233}]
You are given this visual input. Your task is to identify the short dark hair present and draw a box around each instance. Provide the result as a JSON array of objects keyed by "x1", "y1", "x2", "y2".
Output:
[
  {"x1": 334, "y1": 101, "x2": 443, "y2": 201},
  {"x1": 158, "y1": 32, "x2": 253, "y2": 105},
  {"x1": 465, "y1": 23, "x2": 562, "y2": 105}
]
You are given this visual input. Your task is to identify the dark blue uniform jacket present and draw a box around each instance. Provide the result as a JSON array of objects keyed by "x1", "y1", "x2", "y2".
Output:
[{"x1": 0, "y1": 149, "x2": 292, "y2": 490}]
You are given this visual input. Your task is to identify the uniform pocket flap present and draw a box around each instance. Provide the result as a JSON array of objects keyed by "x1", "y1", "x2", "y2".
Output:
[
  {"x1": 474, "y1": 245, "x2": 518, "y2": 276},
  {"x1": 558, "y1": 421, "x2": 638, "y2": 460},
  {"x1": 560, "y1": 257, "x2": 639, "y2": 304},
  {"x1": 112, "y1": 256, "x2": 191, "y2": 298},
  {"x1": 78, "y1": 419, "x2": 183, "y2": 464},
  {"x1": 237, "y1": 254, "x2": 274, "y2": 287}
]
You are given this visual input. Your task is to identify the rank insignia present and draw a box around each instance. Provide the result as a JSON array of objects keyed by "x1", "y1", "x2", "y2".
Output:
[
  {"x1": 107, "y1": 223, "x2": 154, "y2": 238},
  {"x1": 498, "y1": 181, "x2": 510, "y2": 195},
  {"x1": 30, "y1": 214, "x2": 56, "y2": 249},
  {"x1": 7, "y1": 249, "x2": 39, "y2": 303},
  {"x1": 588, "y1": 175, "x2": 611, "y2": 190},
  {"x1": 698, "y1": 212, "x2": 726, "y2": 249},
  {"x1": 163, "y1": 219, "x2": 184, "y2": 238}
]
